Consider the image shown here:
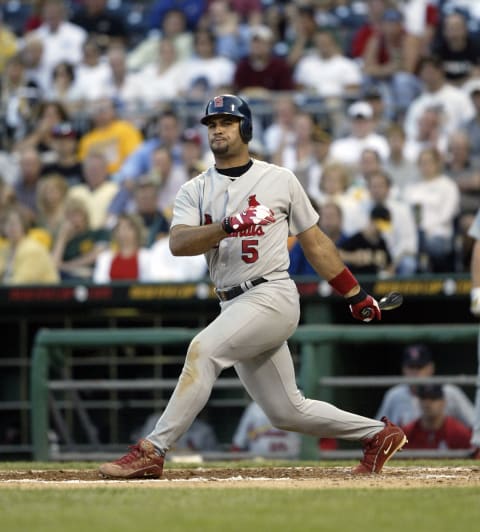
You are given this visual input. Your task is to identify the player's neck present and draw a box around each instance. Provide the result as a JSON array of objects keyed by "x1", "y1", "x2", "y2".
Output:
[
  {"x1": 214, "y1": 151, "x2": 251, "y2": 170},
  {"x1": 215, "y1": 159, "x2": 253, "y2": 177}
]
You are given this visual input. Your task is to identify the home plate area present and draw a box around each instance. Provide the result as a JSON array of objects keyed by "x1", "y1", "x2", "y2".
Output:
[{"x1": 1, "y1": 466, "x2": 479, "y2": 488}]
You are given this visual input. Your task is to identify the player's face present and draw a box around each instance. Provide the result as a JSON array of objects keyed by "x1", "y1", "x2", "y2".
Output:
[{"x1": 206, "y1": 115, "x2": 244, "y2": 156}]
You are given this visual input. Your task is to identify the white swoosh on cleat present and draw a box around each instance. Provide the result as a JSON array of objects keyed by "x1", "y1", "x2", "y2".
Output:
[{"x1": 383, "y1": 441, "x2": 393, "y2": 455}]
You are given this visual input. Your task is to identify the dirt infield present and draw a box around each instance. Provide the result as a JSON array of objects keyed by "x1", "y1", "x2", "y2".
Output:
[{"x1": 1, "y1": 466, "x2": 479, "y2": 489}]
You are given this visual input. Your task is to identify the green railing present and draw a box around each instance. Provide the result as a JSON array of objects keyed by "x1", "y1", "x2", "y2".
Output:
[{"x1": 30, "y1": 324, "x2": 480, "y2": 460}]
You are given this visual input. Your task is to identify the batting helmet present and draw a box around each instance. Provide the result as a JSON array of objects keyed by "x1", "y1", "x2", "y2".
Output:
[{"x1": 200, "y1": 94, "x2": 253, "y2": 143}]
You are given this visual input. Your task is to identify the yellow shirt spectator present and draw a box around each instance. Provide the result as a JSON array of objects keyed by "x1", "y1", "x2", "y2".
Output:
[{"x1": 78, "y1": 98, "x2": 142, "y2": 174}]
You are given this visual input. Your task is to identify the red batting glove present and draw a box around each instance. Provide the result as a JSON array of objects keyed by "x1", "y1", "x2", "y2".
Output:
[
  {"x1": 347, "y1": 289, "x2": 381, "y2": 322},
  {"x1": 222, "y1": 204, "x2": 275, "y2": 233}
]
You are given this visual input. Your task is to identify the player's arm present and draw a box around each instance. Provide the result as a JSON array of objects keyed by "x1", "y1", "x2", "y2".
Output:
[
  {"x1": 170, "y1": 201, "x2": 275, "y2": 256},
  {"x1": 170, "y1": 224, "x2": 227, "y2": 256},
  {"x1": 297, "y1": 224, "x2": 381, "y2": 322}
]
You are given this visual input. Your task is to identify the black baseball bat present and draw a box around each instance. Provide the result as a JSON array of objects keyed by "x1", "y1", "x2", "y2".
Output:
[
  {"x1": 360, "y1": 291, "x2": 403, "y2": 319},
  {"x1": 378, "y1": 291, "x2": 404, "y2": 311}
]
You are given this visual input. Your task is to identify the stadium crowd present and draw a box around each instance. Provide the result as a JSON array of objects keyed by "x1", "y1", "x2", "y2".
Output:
[{"x1": 2, "y1": 0, "x2": 480, "y2": 284}]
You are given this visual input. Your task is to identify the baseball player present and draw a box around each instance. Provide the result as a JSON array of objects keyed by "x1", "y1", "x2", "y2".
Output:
[
  {"x1": 99, "y1": 94, "x2": 407, "y2": 478},
  {"x1": 468, "y1": 209, "x2": 480, "y2": 458}
]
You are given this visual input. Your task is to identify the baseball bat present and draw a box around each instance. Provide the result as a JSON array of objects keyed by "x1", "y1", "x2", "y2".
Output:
[{"x1": 360, "y1": 291, "x2": 403, "y2": 319}]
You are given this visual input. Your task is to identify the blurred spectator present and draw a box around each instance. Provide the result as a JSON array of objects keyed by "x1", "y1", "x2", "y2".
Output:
[
  {"x1": 0, "y1": 12, "x2": 18, "y2": 75},
  {"x1": 363, "y1": 86, "x2": 392, "y2": 135},
  {"x1": 68, "y1": 151, "x2": 119, "y2": 230},
  {"x1": 14, "y1": 100, "x2": 69, "y2": 161},
  {"x1": 362, "y1": 170, "x2": 418, "y2": 275},
  {"x1": 232, "y1": 401, "x2": 301, "y2": 459},
  {"x1": 233, "y1": 24, "x2": 294, "y2": 95},
  {"x1": 36, "y1": 173, "x2": 69, "y2": 241},
  {"x1": 141, "y1": 146, "x2": 189, "y2": 217},
  {"x1": 131, "y1": 180, "x2": 170, "y2": 247},
  {"x1": 351, "y1": 147, "x2": 383, "y2": 191},
  {"x1": 180, "y1": 128, "x2": 209, "y2": 179},
  {"x1": 338, "y1": 204, "x2": 394, "y2": 276},
  {"x1": 294, "y1": 29, "x2": 362, "y2": 101},
  {"x1": 93, "y1": 213, "x2": 151, "y2": 283},
  {"x1": 384, "y1": 123, "x2": 420, "y2": 195},
  {"x1": 47, "y1": 61, "x2": 82, "y2": 115},
  {"x1": 13, "y1": 148, "x2": 44, "y2": 223},
  {"x1": 462, "y1": 82, "x2": 480, "y2": 165},
  {"x1": 51, "y1": 197, "x2": 109, "y2": 280},
  {"x1": 71, "y1": 0, "x2": 129, "y2": 52},
  {"x1": 201, "y1": 0, "x2": 250, "y2": 62},
  {"x1": 127, "y1": 8, "x2": 193, "y2": 72},
  {"x1": 349, "y1": 0, "x2": 388, "y2": 58},
  {"x1": 400, "y1": 0, "x2": 439, "y2": 73},
  {"x1": 403, "y1": 56, "x2": 475, "y2": 142},
  {"x1": 329, "y1": 101, "x2": 390, "y2": 168},
  {"x1": 110, "y1": 143, "x2": 188, "y2": 225},
  {"x1": 177, "y1": 28, "x2": 235, "y2": 100},
  {"x1": 136, "y1": 37, "x2": 185, "y2": 107},
  {"x1": 20, "y1": 32, "x2": 49, "y2": 92},
  {"x1": 313, "y1": 161, "x2": 368, "y2": 237},
  {"x1": 263, "y1": 94, "x2": 298, "y2": 159},
  {"x1": 444, "y1": 130, "x2": 480, "y2": 269},
  {"x1": 403, "y1": 106, "x2": 449, "y2": 162},
  {"x1": 285, "y1": 4, "x2": 319, "y2": 68},
  {"x1": 148, "y1": 0, "x2": 206, "y2": 32},
  {"x1": 304, "y1": 126, "x2": 333, "y2": 200},
  {"x1": 430, "y1": 11, "x2": 480, "y2": 86},
  {"x1": 104, "y1": 45, "x2": 144, "y2": 117},
  {"x1": 289, "y1": 201, "x2": 347, "y2": 277},
  {"x1": 78, "y1": 97, "x2": 143, "y2": 174},
  {"x1": 41, "y1": 122, "x2": 83, "y2": 186},
  {"x1": 29, "y1": 0, "x2": 87, "y2": 78},
  {"x1": 147, "y1": 235, "x2": 207, "y2": 282},
  {"x1": 271, "y1": 110, "x2": 318, "y2": 192},
  {"x1": 0, "y1": 54, "x2": 41, "y2": 149},
  {"x1": 0, "y1": 206, "x2": 59, "y2": 284},
  {"x1": 403, "y1": 147, "x2": 460, "y2": 273},
  {"x1": 72, "y1": 38, "x2": 111, "y2": 103},
  {"x1": 377, "y1": 344, "x2": 474, "y2": 428},
  {"x1": 403, "y1": 384, "x2": 472, "y2": 451},
  {"x1": 112, "y1": 109, "x2": 183, "y2": 191},
  {"x1": 362, "y1": 8, "x2": 421, "y2": 119},
  {"x1": 445, "y1": 130, "x2": 480, "y2": 217}
]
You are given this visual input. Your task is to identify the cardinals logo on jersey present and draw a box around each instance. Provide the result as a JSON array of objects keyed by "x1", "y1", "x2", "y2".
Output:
[{"x1": 248, "y1": 194, "x2": 260, "y2": 207}]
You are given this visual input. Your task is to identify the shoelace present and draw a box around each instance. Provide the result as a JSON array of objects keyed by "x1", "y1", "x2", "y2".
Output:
[{"x1": 115, "y1": 444, "x2": 143, "y2": 465}]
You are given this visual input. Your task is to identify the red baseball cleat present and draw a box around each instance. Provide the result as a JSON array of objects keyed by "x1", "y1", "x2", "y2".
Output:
[
  {"x1": 352, "y1": 417, "x2": 407, "y2": 474},
  {"x1": 99, "y1": 439, "x2": 164, "y2": 479}
]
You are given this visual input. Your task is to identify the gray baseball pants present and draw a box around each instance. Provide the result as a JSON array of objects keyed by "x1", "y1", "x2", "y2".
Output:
[{"x1": 147, "y1": 279, "x2": 384, "y2": 452}]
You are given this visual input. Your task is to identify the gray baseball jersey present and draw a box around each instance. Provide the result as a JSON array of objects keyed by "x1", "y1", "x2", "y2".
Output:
[
  {"x1": 148, "y1": 158, "x2": 385, "y2": 453},
  {"x1": 171, "y1": 159, "x2": 319, "y2": 288}
]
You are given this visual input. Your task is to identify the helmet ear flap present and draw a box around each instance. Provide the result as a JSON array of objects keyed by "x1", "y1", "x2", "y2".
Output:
[{"x1": 239, "y1": 117, "x2": 252, "y2": 143}]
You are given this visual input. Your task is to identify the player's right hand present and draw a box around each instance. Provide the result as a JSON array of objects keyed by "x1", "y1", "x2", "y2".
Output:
[
  {"x1": 470, "y1": 287, "x2": 480, "y2": 316},
  {"x1": 222, "y1": 204, "x2": 275, "y2": 234},
  {"x1": 347, "y1": 289, "x2": 381, "y2": 322}
]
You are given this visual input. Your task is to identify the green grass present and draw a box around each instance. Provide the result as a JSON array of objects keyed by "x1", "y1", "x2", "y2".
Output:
[{"x1": 1, "y1": 487, "x2": 479, "y2": 532}]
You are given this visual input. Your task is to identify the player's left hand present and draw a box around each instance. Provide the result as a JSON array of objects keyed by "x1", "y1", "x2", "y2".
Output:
[
  {"x1": 471, "y1": 287, "x2": 480, "y2": 316},
  {"x1": 347, "y1": 290, "x2": 381, "y2": 322}
]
